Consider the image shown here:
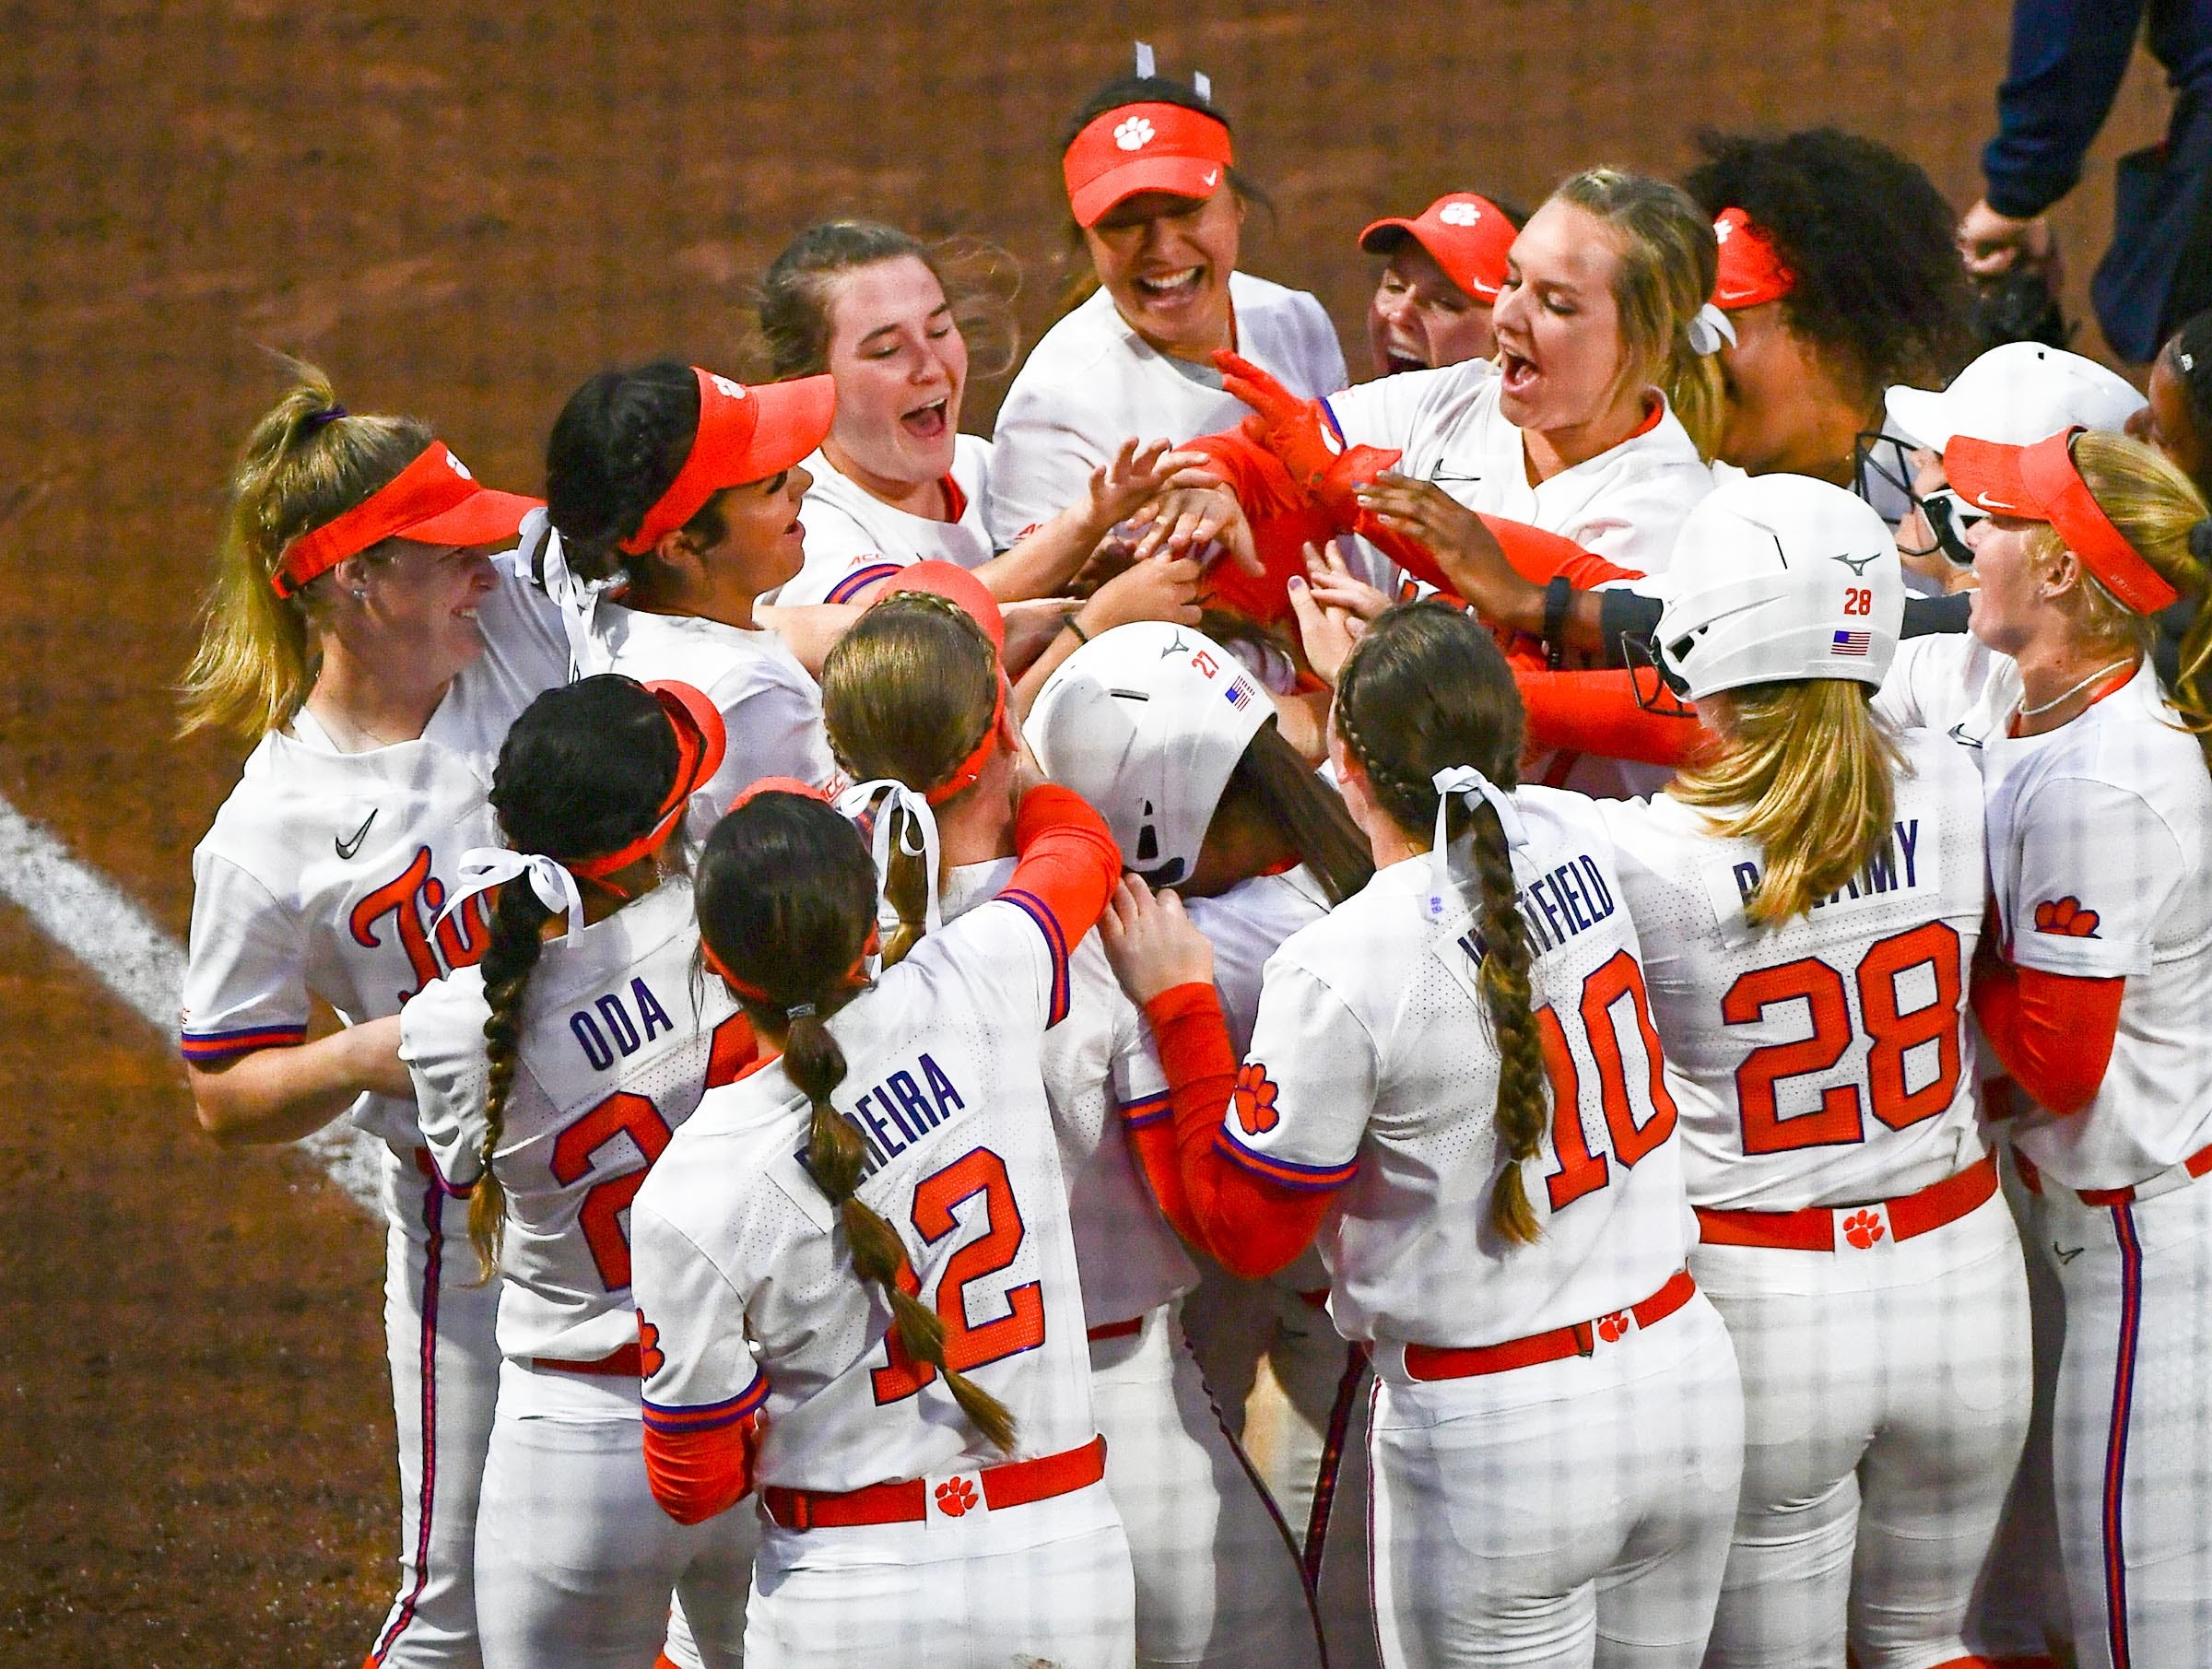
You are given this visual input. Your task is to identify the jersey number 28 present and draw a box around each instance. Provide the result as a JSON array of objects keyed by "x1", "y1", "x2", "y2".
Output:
[
  {"x1": 1722, "y1": 920, "x2": 1962, "y2": 1153},
  {"x1": 873, "y1": 1146, "x2": 1045, "y2": 1405}
]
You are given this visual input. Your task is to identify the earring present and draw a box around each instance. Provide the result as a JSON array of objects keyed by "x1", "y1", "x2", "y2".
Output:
[{"x1": 351, "y1": 588, "x2": 368, "y2": 601}]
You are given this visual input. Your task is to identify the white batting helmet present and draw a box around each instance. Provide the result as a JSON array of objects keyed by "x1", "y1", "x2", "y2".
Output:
[
  {"x1": 1885, "y1": 341, "x2": 2145, "y2": 453},
  {"x1": 1024, "y1": 621, "x2": 1270, "y2": 886},
  {"x1": 1653, "y1": 474, "x2": 1903, "y2": 700}
]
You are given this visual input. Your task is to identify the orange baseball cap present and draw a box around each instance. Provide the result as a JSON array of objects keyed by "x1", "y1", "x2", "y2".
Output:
[
  {"x1": 619, "y1": 369, "x2": 836, "y2": 556},
  {"x1": 1712, "y1": 207, "x2": 1795, "y2": 311},
  {"x1": 1063, "y1": 101, "x2": 1233, "y2": 228},
  {"x1": 1359, "y1": 193, "x2": 1516, "y2": 301},
  {"x1": 272, "y1": 441, "x2": 540, "y2": 598},
  {"x1": 1946, "y1": 428, "x2": 2178, "y2": 615}
]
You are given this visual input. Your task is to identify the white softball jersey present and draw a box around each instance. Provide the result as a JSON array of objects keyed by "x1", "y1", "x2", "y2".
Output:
[
  {"x1": 1595, "y1": 728, "x2": 1991, "y2": 1211},
  {"x1": 1232, "y1": 788, "x2": 1696, "y2": 1355},
  {"x1": 181, "y1": 555, "x2": 571, "y2": 1149},
  {"x1": 940, "y1": 856, "x2": 1188, "y2": 1329},
  {"x1": 986, "y1": 272, "x2": 1347, "y2": 547},
  {"x1": 1183, "y1": 866, "x2": 1334, "y2": 1054},
  {"x1": 629, "y1": 895, "x2": 1101, "y2": 1495},
  {"x1": 1320, "y1": 358, "x2": 1714, "y2": 586},
  {"x1": 401, "y1": 878, "x2": 751, "y2": 1366},
  {"x1": 1875, "y1": 630, "x2": 2015, "y2": 744},
  {"x1": 771, "y1": 434, "x2": 995, "y2": 608},
  {"x1": 581, "y1": 602, "x2": 836, "y2": 839},
  {"x1": 1981, "y1": 664, "x2": 2212, "y2": 1193}
]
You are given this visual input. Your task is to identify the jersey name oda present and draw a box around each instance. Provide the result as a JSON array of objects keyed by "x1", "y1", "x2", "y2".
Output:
[
  {"x1": 180, "y1": 556, "x2": 570, "y2": 1148},
  {"x1": 1983, "y1": 664, "x2": 2212, "y2": 1190},
  {"x1": 774, "y1": 435, "x2": 995, "y2": 608},
  {"x1": 943, "y1": 857, "x2": 1187, "y2": 1329},
  {"x1": 987, "y1": 272, "x2": 1347, "y2": 547},
  {"x1": 401, "y1": 879, "x2": 753, "y2": 1364},
  {"x1": 1232, "y1": 789, "x2": 1694, "y2": 1351},
  {"x1": 1596, "y1": 729, "x2": 1989, "y2": 1211},
  {"x1": 629, "y1": 898, "x2": 1100, "y2": 1494}
]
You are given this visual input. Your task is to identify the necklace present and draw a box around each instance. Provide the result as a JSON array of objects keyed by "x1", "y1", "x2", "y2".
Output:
[
  {"x1": 2015, "y1": 657, "x2": 2136, "y2": 721},
  {"x1": 308, "y1": 702, "x2": 415, "y2": 753}
]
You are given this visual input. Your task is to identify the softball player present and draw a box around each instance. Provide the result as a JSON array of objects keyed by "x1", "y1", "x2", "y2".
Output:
[
  {"x1": 818, "y1": 594, "x2": 1326, "y2": 1667},
  {"x1": 177, "y1": 369, "x2": 565, "y2": 1666},
  {"x1": 986, "y1": 61, "x2": 1346, "y2": 550},
  {"x1": 628, "y1": 768, "x2": 1135, "y2": 1669},
  {"x1": 535, "y1": 361, "x2": 840, "y2": 830},
  {"x1": 754, "y1": 219, "x2": 1199, "y2": 610},
  {"x1": 1096, "y1": 604, "x2": 1743, "y2": 1667},
  {"x1": 1026, "y1": 618, "x2": 1378, "y2": 1664},
  {"x1": 1936, "y1": 429, "x2": 2212, "y2": 1669},
  {"x1": 399, "y1": 676, "x2": 757, "y2": 1669},
  {"x1": 1594, "y1": 476, "x2": 2029, "y2": 1667},
  {"x1": 1361, "y1": 192, "x2": 1521, "y2": 379}
]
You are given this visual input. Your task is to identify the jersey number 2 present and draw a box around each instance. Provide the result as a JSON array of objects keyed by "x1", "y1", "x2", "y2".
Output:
[
  {"x1": 872, "y1": 1147, "x2": 1045, "y2": 1405},
  {"x1": 1722, "y1": 920, "x2": 1962, "y2": 1153},
  {"x1": 549, "y1": 1091, "x2": 674, "y2": 1291}
]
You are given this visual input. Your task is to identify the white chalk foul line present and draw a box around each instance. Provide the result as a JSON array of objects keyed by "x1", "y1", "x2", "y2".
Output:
[{"x1": 0, "y1": 790, "x2": 382, "y2": 1213}]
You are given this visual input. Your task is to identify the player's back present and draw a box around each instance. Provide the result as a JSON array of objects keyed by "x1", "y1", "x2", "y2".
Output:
[
  {"x1": 632, "y1": 895, "x2": 1097, "y2": 1495},
  {"x1": 1245, "y1": 786, "x2": 1693, "y2": 1352},
  {"x1": 403, "y1": 877, "x2": 750, "y2": 1364},
  {"x1": 1598, "y1": 728, "x2": 1988, "y2": 1211}
]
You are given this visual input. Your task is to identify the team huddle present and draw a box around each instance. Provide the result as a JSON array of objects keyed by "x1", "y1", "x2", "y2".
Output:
[{"x1": 174, "y1": 49, "x2": 2212, "y2": 1669}]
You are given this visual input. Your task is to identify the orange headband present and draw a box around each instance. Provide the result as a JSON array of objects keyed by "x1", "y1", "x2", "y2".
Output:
[
  {"x1": 569, "y1": 681, "x2": 728, "y2": 884},
  {"x1": 1946, "y1": 428, "x2": 2180, "y2": 616},
  {"x1": 924, "y1": 676, "x2": 1008, "y2": 806},
  {"x1": 273, "y1": 441, "x2": 539, "y2": 598},
  {"x1": 1712, "y1": 207, "x2": 1795, "y2": 311},
  {"x1": 702, "y1": 921, "x2": 878, "y2": 1006}
]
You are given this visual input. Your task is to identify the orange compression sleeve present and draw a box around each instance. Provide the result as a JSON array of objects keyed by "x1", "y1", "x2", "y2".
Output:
[
  {"x1": 1143, "y1": 982, "x2": 1338, "y2": 1278},
  {"x1": 642, "y1": 1413, "x2": 761, "y2": 1527},
  {"x1": 1971, "y1": 959, "x2": 2124, "y2": 1118},
  {"x1": 1512, "y1": 667, "x2": 1712, "y2": 769}
]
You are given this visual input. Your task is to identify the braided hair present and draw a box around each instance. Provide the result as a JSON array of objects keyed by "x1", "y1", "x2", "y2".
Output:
[
  {"x1": 1334, "y1": 602, "x2": 1549, "y2": 1245},
  {"x1": 696, "y1": 791, "x2": 1018, "y2": 1452},
  {"x1": 543, "y1": 359, "x2": 730, "y2": 585},
  {"x1": 467, "y1": 676, "x2": 683, "y2": 1281},
  {"x1": 818, "y1": 592, "x2": 1004, "y2": 968}
]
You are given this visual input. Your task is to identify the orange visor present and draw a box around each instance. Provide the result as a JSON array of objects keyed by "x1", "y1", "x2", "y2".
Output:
[
  {"x1": 618, "y1": 369, "x2": 836, "y2": 557},
  {"x1": 1945, "y1": 428, "x2": 2180, "y2": 616},
  {"x1": 272, "y1": 441, "x2": 539, "y2": 598},
  {"x1": 1712, "y1": 207, "x2": 1795, "y2": 311},
  {"x1": 1064, "y1": 101, "x2": 1233, "y2": 228},
  {"x1": 569, "y1": 680, "x2": 728, "y2": 881}
]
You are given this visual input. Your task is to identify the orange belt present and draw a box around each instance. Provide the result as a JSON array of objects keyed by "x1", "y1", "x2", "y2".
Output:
[
  {"x1": 761, "y1": 1434, "x2": 1108, "y2": 1532},
  {"x1": 1695, "y1": 1152, "x2": 1999, "y2": 1252},
  {"x1": 1403, "y1": 1269, "x2": 1696, "y2": 1381},
  {"x1": 1086, "y1": 1317, "x2": 1144, "y2": 1342},
  {"x1": 2016, "y1": 1138, "x2": 2212, "y2": 1207},
  {"x1": 534, "y1": 1344, "x2": 643, "y2": 1378}
]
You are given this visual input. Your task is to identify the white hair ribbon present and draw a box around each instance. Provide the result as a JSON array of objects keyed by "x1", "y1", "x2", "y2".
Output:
[
  {"x1": 521, "y1": 506, "x2": 626, "y2": 680},
  {"x1": 835, "y1": 778, "x2": 945, "y2": 952},
  {"x1": 1427, "y1": 766, "x2": 1528, "y2": 920},
  {"x1": 438, "y1": 848, "x2": 585, "y2": 939},
  {"x1": 1134, "y1": 40, "x2": 1156, "y2": 77},
  {"x1": 1686, "y1": 302, "x2": 1737, "y2": 357},
  {"x1": 1193, "y1": 69, "x2": 1212, "y2": 100}
]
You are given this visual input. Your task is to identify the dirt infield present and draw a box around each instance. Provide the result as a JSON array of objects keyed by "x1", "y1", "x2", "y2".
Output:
[{"x1": 0, "y1": 2, "x2": 2172, "y2": 1660}]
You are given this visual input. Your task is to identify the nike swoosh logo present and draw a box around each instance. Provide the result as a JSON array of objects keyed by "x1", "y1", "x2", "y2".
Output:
[
  {"x1": 335, "y1": 809, "x2": 377, "y2": 860},
  {"x1": 1201, "y1": 169, "x2": 1219, "y2": 187},
  {"x1": 2053, "y1": 1242, "x2": 2085, "y2": 1264}
]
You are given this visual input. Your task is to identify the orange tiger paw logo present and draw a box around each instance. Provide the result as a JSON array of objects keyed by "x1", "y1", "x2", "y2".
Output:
[
  {"x1": 636, "y1": 1313, "x2": 665, "y2": 1379},
  {"x1": 934, "y1": 1476, "x2": 978, "y2": 1517},
  {"x1": 2032, "y1": 897, "x2": 2100, "y2": 938},
  {"x1": 1596, "y1": 1311, "x2": 1630, "y2": 1344},
  {"x1": 1231, "y1": 1064, "x2": 1281, "y2": 1135},
  {"x1": 1842, "y1": 1209, "x2": 1886, "y2": 1250}
]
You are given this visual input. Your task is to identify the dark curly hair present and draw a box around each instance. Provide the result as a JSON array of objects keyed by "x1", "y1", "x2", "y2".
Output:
[{"x1": 1683, "y1": 128, "x2": 1974, "y2": 413}]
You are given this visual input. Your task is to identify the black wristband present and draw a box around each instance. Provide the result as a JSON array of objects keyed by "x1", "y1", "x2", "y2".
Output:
[
  {"x1": 1541, "y1": 575, "x2": 1574, "y2": 671},
  {"x1": 1062, "y1": 611, "x2": 1091, "y2": 645}
]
